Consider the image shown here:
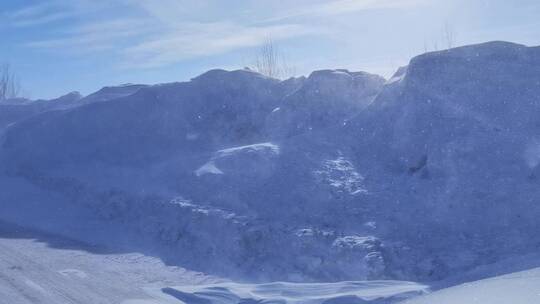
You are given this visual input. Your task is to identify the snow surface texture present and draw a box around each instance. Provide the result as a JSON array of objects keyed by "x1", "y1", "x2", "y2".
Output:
[
  {"x1": 404, "y1": 267, "x2": 540, "y2": 304},
  {"x1": 0, "y1": 92, "x2": 81, "y2": 134},
  {"x1": 164, "y1": 281, "x2": 427, "y2": 304},
  {"x1": 266, "y1": 69, "x2": 385, "y2": 138},
  {"x1": 1, "y1": 42, "x2": 540, "y2": 285},
  {"x1": 196, "y1": 142, "x2": 280, "y2": 176},
  {"x1": 0, "y1": 221, "x2": 426, "y2": 304},
  {"x1": 0, "y1": 221, "x2": 218, "y2": 304},
  {"x1": 0, "y1": 83, "x2": 145, "y2": 136}
]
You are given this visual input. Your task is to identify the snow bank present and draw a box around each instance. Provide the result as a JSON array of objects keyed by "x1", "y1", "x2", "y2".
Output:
[
  {"x1": 404, "y1": 267, "x2": 540, "y2": 304},
  {"x1": 3, "y1": 42, "x2": 540, "y2": 284},
  {"x1": 266, "y1": 69, "x2": 385, "y2": 138},
  {"x1": 165, "y1": 280, "x2": 428, "y2": 304}
]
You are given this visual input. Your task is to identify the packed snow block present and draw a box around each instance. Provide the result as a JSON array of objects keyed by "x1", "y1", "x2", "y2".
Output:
[
  {"x1": 0, "y1": 104, "x2": 42, "y2": 131},
  {"x1": 266, "y1": 69, "x2": 385, "y2": 138},
  {"x1": 0, "y1": 69, "x2": 301, "y2": 171},
  {"x1": 337, "y1": 41, "x2": 540, "y2": 280},
  {"x1": 0, "y1": 92, "x2": 82, "y2": 133},
  {"x1": 196, "y1": 143, "x2": 280, "y2": 176},
  {"x1": 0, "y1": 86, "x2": 141, "y2": 139},
  {"x1": 313, "y1": 156, "x2": 368, "y2": 197},
  {"x1": 331, "y1": 236, "x2": 385, "y2": 279},
  {"x1": 78, "y1": 84, "x2": 147, "y2": 106},
  {"x1": 192, "y1": 143, "x2": 281, "y2": 211}
]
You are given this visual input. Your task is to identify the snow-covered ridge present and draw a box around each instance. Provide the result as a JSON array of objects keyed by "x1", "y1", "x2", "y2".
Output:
[
  {"x1": 386, "y1": 66, "x2": 408, "y2": 85},
  {"x1": 79, "y1": 83, "x2": 148, "y2": 105},
  {"x1": 196, "y1": 142, "x2": 280, "y2": 176},
  {"x1": 266, "y1": 69, "x2": 385, "y2": 138},
  {"x1": 216, "y1": 142, "x2": 280, "y2": 156},
  {"x1": 192, "y1": 68, "x2": 280, "y2": 82}
]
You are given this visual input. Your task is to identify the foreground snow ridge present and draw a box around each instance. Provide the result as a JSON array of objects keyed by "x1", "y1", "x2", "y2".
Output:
[
  {"x1": 0, "y1": 229, "x2": 217, "y2": 304},
  {"x1": 0, "y1": 224, "x2": 427, "y2": 304},
  {"x1": 404, "y1": 267, "x2": 540, "y2": 304},
  {"x1": 165, "y1": 280, "x2": 428, "y2": 304}
]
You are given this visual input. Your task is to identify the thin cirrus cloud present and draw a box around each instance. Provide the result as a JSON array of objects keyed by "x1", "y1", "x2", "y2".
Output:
[
  {"x1": 5, "y1": 0, "x2": 102, "y2": 27},
  {"x1": 6, "y1": 1, "x2": 58, "y2": 19},
  {"x1": 25, "y1": 18, "x2": 153, "y2": 53},
  {"x1": 264, "y1": 0, "x2": 429, "y2": 22},
  {"x1": 11, "y1": 12, "x2": 74, "y2": 27},
  {"x1": 14, "y1": 0, "x2": 425, "y2": 69},
  {"x1": 120, "y1": 22, "x2": 319, "y2": 68}
]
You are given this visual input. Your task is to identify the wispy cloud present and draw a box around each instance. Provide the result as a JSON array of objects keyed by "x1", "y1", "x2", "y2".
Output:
[
  {"x1": 25, "y1": 18, "x2": 151, "y2": 50},
  {"x1": 18, "y1": 1, "x2": 317, "y2": 68},
  {"x1": 5, "y1": 1, "x2": 77, "y2": 27},
  {"x1": 13, "y1": 0, "x2": 424, "y2": 69},
  {"x1": 5, "y1": 0, "x2": 124, "y2": 27},
  {"x1": 121, "y1": 22, "x2": 318, "y2": 68},
  {"x1": 12, "y1": 12, "x2": 74, "y2": 27},
  {"x1": 7, "y1": 2, "x2": 57, "y2": 19},
  {"x1": 265, "y1": 0, "x2": 428, "y2": 22}
]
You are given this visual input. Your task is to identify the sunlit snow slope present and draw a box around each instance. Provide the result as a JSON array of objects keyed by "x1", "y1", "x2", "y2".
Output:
[{"x1": 404, "y1": 267, "x2": 540, "y2": 304}]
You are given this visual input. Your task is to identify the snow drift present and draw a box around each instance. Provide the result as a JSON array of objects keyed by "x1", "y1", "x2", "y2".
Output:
[{"x1": 1, "y1": 41, "x2": 540, "y2": 285}]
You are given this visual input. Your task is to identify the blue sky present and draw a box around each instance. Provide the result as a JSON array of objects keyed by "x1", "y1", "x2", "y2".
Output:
[{"x1": 1, "y1": 0, "x2": 540, "y2": 99}]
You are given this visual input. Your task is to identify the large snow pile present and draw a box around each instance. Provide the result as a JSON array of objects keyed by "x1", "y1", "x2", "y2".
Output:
[
  {"x1": 334, "y1": 41, "x2": 540, "y2": 281},
  {"x1": 1, "y1": 41, "x2": 540, "y2": 285}
]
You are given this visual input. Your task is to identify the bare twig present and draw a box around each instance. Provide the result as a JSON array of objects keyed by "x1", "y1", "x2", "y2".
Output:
[
  {"x1": 0, "y1": 64, "x2": 21, "y2": 101},
  {"x1": 252, "y1": 38, "x2": 295, "y2": 79}
]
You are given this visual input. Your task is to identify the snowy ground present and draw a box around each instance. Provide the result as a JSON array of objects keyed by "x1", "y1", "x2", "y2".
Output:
[
  {"x1": 165, "y1": 281, "x2": 427, "y2": 304},
  {"x1": 4, "y1": 222, "x2": 540, "y2": 304},
  {"x1": 0, "y1": 222, "x2": 428, "y2": 304},
  {"x1": 404, "y1": 267, "x2": 540, "y2": 304},
  {"x1": 0, "y1": 221, "x2": 218, "y2": 304}
]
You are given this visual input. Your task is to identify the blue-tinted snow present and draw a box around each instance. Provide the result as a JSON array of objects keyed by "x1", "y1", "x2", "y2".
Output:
[{"x1": 1, "y1": 41, "x2": 540, "y2": 287}]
